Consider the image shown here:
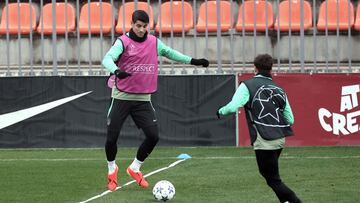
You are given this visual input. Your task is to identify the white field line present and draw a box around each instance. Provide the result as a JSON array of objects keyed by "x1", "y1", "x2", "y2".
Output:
[
  {"x1": 1, "y1": 156, "x2": 360, "y2": 162},
  {"x1": 78, "y1": 159, "x2": 186, "y2": 203}
]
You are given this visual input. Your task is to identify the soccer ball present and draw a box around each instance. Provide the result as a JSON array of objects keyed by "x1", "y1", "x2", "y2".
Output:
[{"x1": 152, "y1": 180, "x2": 175, "y2": 201}]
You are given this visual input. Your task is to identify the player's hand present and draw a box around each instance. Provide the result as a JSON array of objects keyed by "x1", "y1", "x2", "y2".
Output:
[
  {"x1": 216, "y1": 109, "x2": 221, "y2": 119},
  {"x1": 191, "y1": 58, "x2": 209, "y2": 67},
  {"x1": 114, "y1": 69, "x2": 132, "y2": 79}
]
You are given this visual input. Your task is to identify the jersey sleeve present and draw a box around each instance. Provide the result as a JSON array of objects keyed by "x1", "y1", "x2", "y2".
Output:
[
  {"x1": 219, "y1": 83, "x2": 250, "y2": 115},
  {"x1": 283, "y1": 97, "x2": 295, "y2": 125},
  {"x1": 102, "y1": 39, "x2": 124, "y2": 73},
  {"x1": 157, "y1": 39, "x2": 192, "y2": 64}
]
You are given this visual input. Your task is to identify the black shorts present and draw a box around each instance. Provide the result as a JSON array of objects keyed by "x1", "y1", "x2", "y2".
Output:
[{"x1": 107, "y1": 99, "x2": 158, "y2": 131}]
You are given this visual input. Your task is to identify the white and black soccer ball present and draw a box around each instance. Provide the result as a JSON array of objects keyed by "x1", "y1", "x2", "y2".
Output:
[{"x1": 152, "y1": 180, "x2": 175, "y2": 201}]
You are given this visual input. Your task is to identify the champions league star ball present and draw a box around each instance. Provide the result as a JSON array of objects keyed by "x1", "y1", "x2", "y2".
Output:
[{"x1": 152, "y1": 180, "x2": 175, "y2": 201}]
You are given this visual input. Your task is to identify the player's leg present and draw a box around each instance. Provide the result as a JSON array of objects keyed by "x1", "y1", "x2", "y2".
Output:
[
  {"x1": 136, "y1": 125, "x2": 159, "y2": 162},
  {"x1": 105, "y1": 99, "x2": 131, "y2": 191},
  {"x1": 127, "y1": 101, "x2": 159, "y2": 188},
  {"x1": 255, "y1": 149, "x2": 302, "y2": 203}
]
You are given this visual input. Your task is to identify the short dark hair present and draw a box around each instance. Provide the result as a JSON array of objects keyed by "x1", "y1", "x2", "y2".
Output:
[
  {"x1": 254, "y1": 54, "x2": 273, "y2": 71},
  {"x1": 132, "y1": 10, "x2": 149, "y2": 24}
]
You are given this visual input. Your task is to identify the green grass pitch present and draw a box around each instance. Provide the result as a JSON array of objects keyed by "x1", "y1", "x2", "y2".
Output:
[{"x1": 0, "y1": 146, "x2": 359, "y2": 202}]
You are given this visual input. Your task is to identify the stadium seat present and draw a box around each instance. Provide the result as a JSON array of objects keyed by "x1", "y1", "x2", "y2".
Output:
[
  {"x1": 355, "y1": 3, "x2": 360, "y2": 31},
  {"x1": 155, "y1": 1, "x2": 193, "y2": 33},
  {"x1": 0, "y1": 3, "x2": 37, "y2": 34},
  {"x1": 274, "y1": 0, "x2": 312, "y2": 31},
  {"x1": 79, "y1": 2, "x2": 113, "y2": 34},
  {"x1": 116, "y1": 2, "x2": 154, "y2": 34},
  {"x1": 196, "y1": 0, "x2": 233, "y2": 32},
  {"x1": 236, "y1": 0, "x2": 274, "y2": 32},
  {"x1": 37, "y1": 3, "x2": 76, "y2": 35},
  {"x1": 317, "y1": 0, "x2": 354, "y2": 31}
]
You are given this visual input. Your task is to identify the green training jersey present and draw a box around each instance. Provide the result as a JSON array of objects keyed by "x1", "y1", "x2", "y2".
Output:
[
  {"x1": 219, "y1": 75, "x2": 294, "y2": 150},
  {"x1": 102, "y1": 33, "x2": 192, "y2": 101}
]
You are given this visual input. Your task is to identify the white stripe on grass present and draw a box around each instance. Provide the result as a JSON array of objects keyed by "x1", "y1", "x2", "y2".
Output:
[
  {"x1": 1, "y1": 156, "x2": 360, "y2": 162},
  {"x1": 78, "y1": 159, "x2": 187, "y2": 203}
]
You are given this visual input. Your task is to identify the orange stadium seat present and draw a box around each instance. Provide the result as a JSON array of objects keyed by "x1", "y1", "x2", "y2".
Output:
[
  {"x1": 317, "y1": 0, "x2": 354, "y2": 31},
  {"x1": 0, "y1": 3, "x2": 37, "y2": 34},
  {"x1": 355, "y1": 3, "x2": 360, "y2": 30},
  {"x1": 79, "y1": 2, "x2": 113, "y2": 34},
  {"x1": 37, "y1": 3, "x2": 76, "y2": 35},
  {"x1": 236, "y1": 0, "x2": 274, "y2": 32},
  {"x1": 196, "y1": 0, "x2": 233, "y2": 32},
  {"x1": 155, "y1": 1, "x2": 193, "y2": 33},
  {"x1": 116, "y1": 2, "x2": 154, "y2": 34},
  {"x1": 274, "y1": 0, "x2": 312, "y2": 31}
]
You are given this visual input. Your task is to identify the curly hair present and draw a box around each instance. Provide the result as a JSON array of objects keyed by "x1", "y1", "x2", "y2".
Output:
[{"x1": 254, "y1": 54, "x2": 273, "y2": 71}]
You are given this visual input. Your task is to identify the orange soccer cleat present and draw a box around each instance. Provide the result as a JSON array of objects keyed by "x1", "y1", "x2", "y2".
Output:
[
  {"x1": 126, "y1": 166, "x2": 149, "y2": 188},
  {"x1": 107, "y1": 165, "x2": 118, "y2": 191}
]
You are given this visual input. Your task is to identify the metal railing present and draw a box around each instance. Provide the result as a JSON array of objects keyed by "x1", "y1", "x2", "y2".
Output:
[{"x1": 0, "y1": 0, "x2": 358, "y2": 77}]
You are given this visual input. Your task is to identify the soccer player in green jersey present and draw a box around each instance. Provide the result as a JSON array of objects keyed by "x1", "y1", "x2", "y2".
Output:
[
  {"x1": 102, "y1": 10, "x2": 209, "y2": 191},
  {"x1": 217, "y1": 54, "x2": 301, "y2": 203}
]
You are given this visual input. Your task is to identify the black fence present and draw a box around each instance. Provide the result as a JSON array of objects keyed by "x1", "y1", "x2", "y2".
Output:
[{"x1": 0, "y1": 75, "x2": 236, "y2": 147}]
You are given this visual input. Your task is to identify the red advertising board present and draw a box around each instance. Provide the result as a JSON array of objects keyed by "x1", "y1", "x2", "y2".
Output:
[{"x1": 237, "y1": 73, "x2": 360, "y2": 146}]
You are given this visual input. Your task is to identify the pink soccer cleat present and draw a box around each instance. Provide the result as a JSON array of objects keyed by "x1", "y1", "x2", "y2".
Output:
[
  {"x1": 107, "y1": 165, "x2": 118, "y2": 191},
  {"x1": 126, "y1": 166, "x2": 149, "y2": 188}
]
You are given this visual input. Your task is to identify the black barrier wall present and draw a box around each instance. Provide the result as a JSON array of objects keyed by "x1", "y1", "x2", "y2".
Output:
[{"x1": 0, "y1": 76, "x2": 236, "y2": 148}]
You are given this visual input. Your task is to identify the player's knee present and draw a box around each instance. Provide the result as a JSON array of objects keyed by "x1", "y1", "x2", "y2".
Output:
[
  {"x1": 144, "y1": 125, "x2": 159, "y2": 143},
  {"x1": 266, "y1": 178, "x2": 282, "y2": 188},
  {"x1": 106, "y1": 129, "x2": 120, "y2": 145},
  {"x1": 152, "y1": 134, "x2": 159, "y2": 144},
  {"x1": 258, "y1": 168, "x2": 269, "y2": 179}
]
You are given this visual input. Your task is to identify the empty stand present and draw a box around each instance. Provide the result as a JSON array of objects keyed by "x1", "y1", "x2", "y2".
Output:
[
  {"x1": 355, "y1": 3, "x2": 360, "y2": 31},
  {"x1": 196, "y1": 0, "x2": 232, "y2": 32},
  {"x1": 236, "y1": 0, "x2": 273, "y2": 32},
  {"x1": 317, "y1": 0, "x2": 354, "y2": 31},
  {"x1": 37, "y1": 3, "x2": 76, "y2": 34},
  {"x1": 155, "y1": 1, "x2": 193, "y2": 33},
  {"x1": 79, "y1": 2, "x2": 113, "y2": 34},
  {"x1": 116, "y1": 2, "x2": 154, "y2": 34},
  {"x1": 0, "y1": 3, "x2": 37, "y2": 34},
  {"x1": 274, "y1": 0, "x2": 312, "y2": 31}
]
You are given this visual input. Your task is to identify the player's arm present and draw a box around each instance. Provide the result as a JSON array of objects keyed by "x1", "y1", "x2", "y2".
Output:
[
  {"x1": 102, "y1": 39, "x2": 131, "y2": 79},
  {"x1": 102, "y1": 39, "x2": 124, "y2": 74},
  {"x1": 283, "y1": 97, "x2": 294, "y2": 125},
  {"x1": 157, "y1": 39, "x2": 209, "y2": 67},
  {"x1": 218, "y1": 83, "x2": 250, "y2": 116}
]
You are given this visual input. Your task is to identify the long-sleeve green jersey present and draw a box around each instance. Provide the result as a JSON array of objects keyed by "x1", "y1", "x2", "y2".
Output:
[
  {"x1": 102, "y1": 34, "x2": 192, "y2": 101},
  {"x1": 219, "y1": 75, "x2": 294, "y2": 125},
  {"x1": 218, "y1": 75, "x2": 294, "y2": 150}
]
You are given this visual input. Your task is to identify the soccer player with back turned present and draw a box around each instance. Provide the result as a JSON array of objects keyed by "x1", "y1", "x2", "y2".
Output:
[
  {"x1": 217, "y1": 54, "x2": 302, "y2": 203},
  {"x1": 102, "y1": 10, "x2": 209, "y2": 191}
]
